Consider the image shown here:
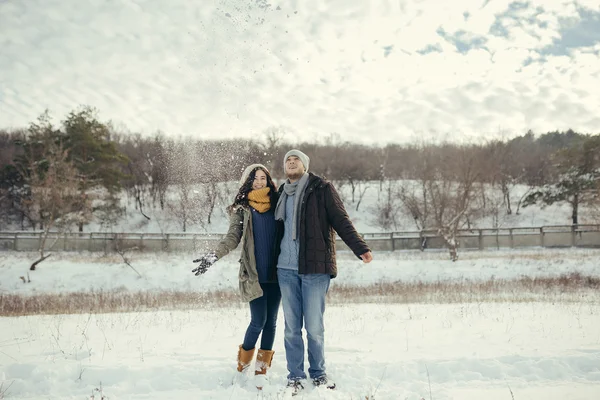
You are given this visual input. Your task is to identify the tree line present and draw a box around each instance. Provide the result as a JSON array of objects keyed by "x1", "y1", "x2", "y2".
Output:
[{"x1": 1, "y1": 106, "x2": 599, "y2": 261}]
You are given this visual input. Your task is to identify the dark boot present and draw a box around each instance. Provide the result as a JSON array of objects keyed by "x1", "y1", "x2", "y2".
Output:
[{"x1": 312, "y1": 375, "x2": 336, "y2": 389}]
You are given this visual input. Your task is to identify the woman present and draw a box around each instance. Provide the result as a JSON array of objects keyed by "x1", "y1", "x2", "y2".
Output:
[{"x1": 192, "y1": 164, "x2": 281, "y2": 388}]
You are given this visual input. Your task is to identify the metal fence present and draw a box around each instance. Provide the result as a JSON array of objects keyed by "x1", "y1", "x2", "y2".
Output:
[{"x1": 1, "y1": 225, "x2": 599, "y2": 254}]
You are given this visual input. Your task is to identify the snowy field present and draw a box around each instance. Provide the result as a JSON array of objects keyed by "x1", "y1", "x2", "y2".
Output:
[
  {"x1": 1, "y1": 248, "x2": 600, "y2": 399},
  {"x1": 2, "y1": 302, "x2": 599, "y2": 400},
  {"x1": 2, "y1": 248, "x2": 600, "y2": 296}
]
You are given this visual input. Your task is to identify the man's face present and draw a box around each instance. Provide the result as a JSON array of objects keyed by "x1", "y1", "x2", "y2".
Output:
[{"x1": 285, "y1": 155, "x2": 305, "y2": 180}]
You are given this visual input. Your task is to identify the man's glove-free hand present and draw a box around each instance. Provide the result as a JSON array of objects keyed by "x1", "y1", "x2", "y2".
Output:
[{"x1": 192, "y1": 252, "x2": 218, "y2": 276}]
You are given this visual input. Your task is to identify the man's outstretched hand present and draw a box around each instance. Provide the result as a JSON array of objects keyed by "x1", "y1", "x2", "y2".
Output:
[
  {"x1": 360, "y1": 251, "x2": 373, "y2": 263},
  {"x1": 192, "y1": 252, "x2": 218, "y2": 276}
]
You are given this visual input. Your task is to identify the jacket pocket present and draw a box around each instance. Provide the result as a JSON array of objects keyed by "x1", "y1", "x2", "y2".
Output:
[{"x1": 238, "y1": 259, "x2": 249, "y2": 282}]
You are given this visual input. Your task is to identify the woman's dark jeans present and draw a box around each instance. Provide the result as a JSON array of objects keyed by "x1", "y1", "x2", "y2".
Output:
[{"x1": 242, "y1": 282, "x2": 281, "y2": 351}]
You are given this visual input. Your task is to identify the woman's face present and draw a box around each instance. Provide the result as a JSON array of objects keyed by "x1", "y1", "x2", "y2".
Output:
[{"x1": 252, "y1": 169, "x2": 268, "y2": 190}]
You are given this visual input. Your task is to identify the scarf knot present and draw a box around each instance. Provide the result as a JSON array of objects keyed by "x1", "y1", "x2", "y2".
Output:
[{"x1": 248, "y1": 187, "x2": 271, "y2": 213}]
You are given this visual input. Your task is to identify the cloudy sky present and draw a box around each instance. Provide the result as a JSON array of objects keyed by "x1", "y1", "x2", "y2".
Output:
[{"x1": 1, "y1": 0, "x2": 599, "y2": 144}]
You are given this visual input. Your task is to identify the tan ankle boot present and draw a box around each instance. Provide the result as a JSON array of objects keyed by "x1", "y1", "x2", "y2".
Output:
[
  {"x1": 255, "y1": 349, "x2": 274, "y2": 389},
  {"x1": 237, "y1": 345, "x2": 255, "y2": 372},
  {"x1": 255, "y1": 349, "x2": 274, "y2": 375}
]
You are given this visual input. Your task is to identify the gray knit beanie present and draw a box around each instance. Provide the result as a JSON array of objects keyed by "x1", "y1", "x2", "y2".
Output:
[
  {"x1": 283, "y1": 149, "x2": 310, "y2": 174},
  {"x1": 239, "y1": 164, "x2": 269, "y2": 185}
]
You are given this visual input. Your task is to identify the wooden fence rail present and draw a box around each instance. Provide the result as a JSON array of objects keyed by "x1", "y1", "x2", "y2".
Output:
[{"x1": 1, "y1": 225, "x2": 599, "y2": 254}]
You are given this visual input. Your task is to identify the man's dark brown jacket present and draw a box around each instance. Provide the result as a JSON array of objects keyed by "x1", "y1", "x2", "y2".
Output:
[{"x1": 272, "y1": 173, "x2": 370, "y2": 278}]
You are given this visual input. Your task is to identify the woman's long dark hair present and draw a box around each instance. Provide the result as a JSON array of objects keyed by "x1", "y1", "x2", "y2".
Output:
[{"x1": 227, "y1": 166, "x2": 277, "y2": 213}]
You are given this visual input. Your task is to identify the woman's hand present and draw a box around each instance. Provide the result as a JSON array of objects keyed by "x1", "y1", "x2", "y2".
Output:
[{"x1": 192, "y1": 252, "x2": 218, "y2": 275}]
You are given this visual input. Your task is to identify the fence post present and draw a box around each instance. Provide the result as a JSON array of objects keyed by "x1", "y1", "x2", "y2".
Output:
[
  {"x1": 571, "y1": 225, "x2": 576, "y2": 247},
  {"x1": 14, "y1": 232, "x2": 18, "y2": 251},
  {"x1": 509, "y1": 228, "x2": 514, "y2": 248},
  {"x1": 113, "y1": 233, "x2": 118, "y2": 253},
  {"x1": 540, "y1": 227, "x2": 544, "y2": 247},
  {"x1": 104, "y1": 233, "x2": 109, "y2": 255},
  {"x1": 390, "y1": 232, "x2": 395, "y2": 251}
]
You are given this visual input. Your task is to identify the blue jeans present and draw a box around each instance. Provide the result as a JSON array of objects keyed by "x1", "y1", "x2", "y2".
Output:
[
  {"x1": 242, "y1": 282, "x2": 282, "y2": 351},
  {"x1": 277, "y1": 268, "x2": 331, "y2": 380}
]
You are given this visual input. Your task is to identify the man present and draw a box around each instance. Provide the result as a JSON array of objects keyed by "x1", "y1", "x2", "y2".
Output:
[{"x1": 274, "y1": 149, "x2": 373, "y2": 394}]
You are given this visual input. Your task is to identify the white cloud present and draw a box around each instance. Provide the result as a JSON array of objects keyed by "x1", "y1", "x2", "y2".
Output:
[{"x1": 0, "y1": 0, "x2": 598, "y2": 145}]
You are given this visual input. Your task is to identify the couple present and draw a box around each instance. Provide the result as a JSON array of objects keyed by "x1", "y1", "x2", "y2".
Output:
[{"x1": 192, "y1": 149, "x2": 373, "y2": 393}]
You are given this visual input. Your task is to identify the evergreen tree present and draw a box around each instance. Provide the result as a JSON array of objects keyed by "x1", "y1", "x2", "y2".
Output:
[
  {"x1": 523, "y1": 135, "x2": 600, "y2": 225},
  {"x1": 59, "y1": 107, "x2": 129, "y2": 231}
]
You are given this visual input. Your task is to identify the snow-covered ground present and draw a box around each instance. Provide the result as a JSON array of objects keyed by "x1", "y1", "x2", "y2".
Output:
[
  {"x1": 2, "y1": 248, "x2": 600, "y2": 296},
  {"x1": 1, "y1": 248, "x2": 600, "y2": 399},
  {"x1": 3, "y1": 302, "x2": 599, "y2": 400}
]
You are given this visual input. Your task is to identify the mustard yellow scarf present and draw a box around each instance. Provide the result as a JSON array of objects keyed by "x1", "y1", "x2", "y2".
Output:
[{"x1": 248, "y1": 187, "x2": 271, "y2": 213}]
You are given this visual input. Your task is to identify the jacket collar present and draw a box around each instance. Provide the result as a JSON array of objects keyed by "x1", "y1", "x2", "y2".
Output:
[{"x1": 279, "y1": 173, "x2": 322, "y2": 191}]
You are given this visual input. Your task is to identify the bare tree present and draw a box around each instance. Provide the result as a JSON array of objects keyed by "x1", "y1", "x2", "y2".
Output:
[
  {"x1": 431, "y1": 145, "x2": 482, "y2": 260},
  {"x1": 378, "y1": 147, "x2": 389, "y2": 195},
  {"x1": 203, "y1": 181, "x2": 219, "y2": 225},
  {"x1": 399, "y1": 142, "x2": 482, "y2": 260},
  {"x1": 353, "y1": 182, "x2": 370, "y2": 212},
  {"x1": 371, "y1": 179, "x2": 401, "y2": 231},
  {"x1": 332, "y1": 142, "x2": 372, "y2": 211},
  {"x1": 17, "y1": 138, "x2": 88, "y2": 270},
  {"x1": 166, "y1": 139, "x2": 204, "y2": 232},
  {"x1": 169, "y1": 185, "x2": 202, "y2": 232},
  {"x1": 149, "y1": 133, "x2": 169, "y2": 210},
  {"x1": 119, "y1": 133, "x2": 149, "y2": 219},
  {"x1": 398, "y1": 144, "x2": 436, "y2": 231},
  {"x1": 589, "y1": 192, "x2": 600, "y2": 224},
  {"x1": 261, "y1": 126, "x2": 286, "y2": 179},
  {"x1": 399, "y1": 180, "x2": 430, "y2": 231}
]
